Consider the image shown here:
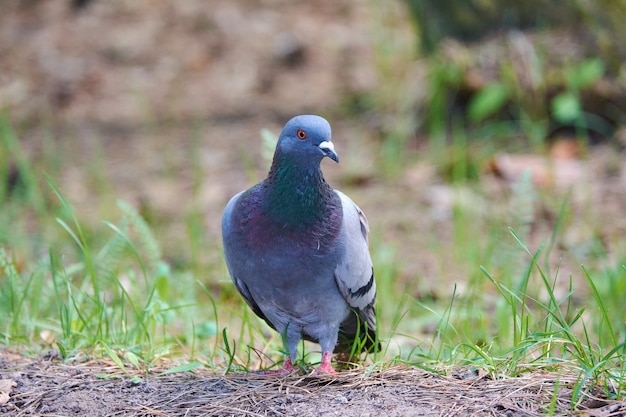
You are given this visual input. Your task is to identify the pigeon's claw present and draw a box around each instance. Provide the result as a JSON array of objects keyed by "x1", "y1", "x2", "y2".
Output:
[
  {"x1": 258, "y1": 357, "x2": 295, "y2": 377},
  {"x1": 312, "y1": 351, "x2": 336, "y2": 375}
]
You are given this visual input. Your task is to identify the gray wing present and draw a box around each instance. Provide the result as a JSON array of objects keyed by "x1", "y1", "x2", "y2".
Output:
[
  {"x1": 221, "y1": 191, "x2": 273, "y2": 328},
  {"x1": 333, "y1": 191, "x2": 376, "y2": 330}
]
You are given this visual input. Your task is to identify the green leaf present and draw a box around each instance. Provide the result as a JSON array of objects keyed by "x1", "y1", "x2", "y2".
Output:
[
  {"x1": 195, "y1": 320, "x2": 219, "y2": 338},
  {"x1": 96, "y1": 373, "x2": 122, "y2": 380},
  {"x1": 551, "y1": 91, "x2": 581, "y2": 123},
  {"x1": 154, "y1": 274, "x2": 170, "y2": 300},
  {"x1": 102, "y1": 343, "x2": 127, "y2": 372},
  {"x1": 567, "y1": 58, "x2": 604, "y2": 90},
  {"x1": 468, "y1": 83, "x2": 509, "y2": 122},
  {"x1": 261, "y1": 128, "x2": 278, "y2": 168},
  {"x1": 125, "y1": 350, "x2": 143, "y2": 370},
  {"x1": 159, "y1": 361, "x2": 205, "y2": 375}
]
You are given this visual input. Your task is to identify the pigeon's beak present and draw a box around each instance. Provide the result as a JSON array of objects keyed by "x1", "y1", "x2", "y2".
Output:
[{"x1": 319, "y1": 141, "x2": 339, "y2": 163}]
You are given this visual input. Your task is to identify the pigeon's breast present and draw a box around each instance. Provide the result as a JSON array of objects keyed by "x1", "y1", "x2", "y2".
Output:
[
  {"x1": 232, "y1": 189, "x2": 343, "y2": 255},
  {"x1": 228, "y1": 204, "x2": 342, "y2": 283},
  {"x1": 241, "y1": 212, "x2": 341, "y2": 259}
]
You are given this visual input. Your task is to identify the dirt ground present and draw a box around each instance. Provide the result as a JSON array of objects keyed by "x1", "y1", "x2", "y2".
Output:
[{"x1": 2, "y1": 350, "x2": 625, "y2": 417}]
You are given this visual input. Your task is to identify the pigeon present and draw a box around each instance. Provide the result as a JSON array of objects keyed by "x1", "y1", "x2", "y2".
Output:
[{"x1": 221, "y1": 115, "x2": 378, "y2": 374}]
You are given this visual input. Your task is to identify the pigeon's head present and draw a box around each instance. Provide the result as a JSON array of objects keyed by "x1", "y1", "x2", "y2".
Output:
[{"x1": 276, "y1": 115, "x2": 339, "y2": 164}]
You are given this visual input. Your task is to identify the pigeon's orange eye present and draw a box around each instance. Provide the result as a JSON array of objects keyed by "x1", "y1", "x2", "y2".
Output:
[{"x1": 297, "y1": 129, "x2": 306, "y2": 140}]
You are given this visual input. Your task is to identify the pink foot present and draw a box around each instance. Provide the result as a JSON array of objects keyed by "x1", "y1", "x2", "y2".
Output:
[
  {"x1": 312, "y1": 351, "x2": 336, "y2": 375},
  {"x1": 258, "y1": 357, "x2": 294, "y2": 376}
]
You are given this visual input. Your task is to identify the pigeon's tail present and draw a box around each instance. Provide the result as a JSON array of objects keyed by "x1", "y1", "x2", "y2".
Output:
[{"x1": 336, "y1": 306, "x2": 380, "y2": 360}]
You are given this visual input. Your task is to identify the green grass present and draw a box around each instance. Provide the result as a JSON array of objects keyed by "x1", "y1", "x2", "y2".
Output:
[{"x1": 0, "y1": 114, "x2": 624, "y2": 409}]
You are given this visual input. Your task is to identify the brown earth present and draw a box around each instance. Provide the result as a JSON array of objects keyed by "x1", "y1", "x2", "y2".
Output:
[{"x1": 2, "y1": 350, "x2": 625, "y2": 416}]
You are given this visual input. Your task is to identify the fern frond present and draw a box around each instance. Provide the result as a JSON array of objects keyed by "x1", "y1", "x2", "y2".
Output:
[
  {"x1": 96, "y1": 217, "x2": 130, "y2": 285},
  {"x1": 117, "y1": 200, "x2": 162, "y2": 272}
]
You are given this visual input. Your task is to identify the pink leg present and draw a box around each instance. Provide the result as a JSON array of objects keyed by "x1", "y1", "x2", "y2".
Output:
[
  {"x1": 259, "y1": 357, "x2": 294, "y2": 376},
  {"x1": 283, "y1": 357, "x2": 294, "y2": 372},
  {"x1": 313, "y1": 351, "x2": 336, "y2": 374}
]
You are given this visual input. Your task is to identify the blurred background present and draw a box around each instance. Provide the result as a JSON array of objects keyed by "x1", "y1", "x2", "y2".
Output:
[{"x1": 1, "y1": 0, "x2": 625, "y2": 362}]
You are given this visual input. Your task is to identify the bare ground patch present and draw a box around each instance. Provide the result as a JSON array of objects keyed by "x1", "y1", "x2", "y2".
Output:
[{"x1": 1, "y1": 350, "x2": 624, "y2": 416}]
